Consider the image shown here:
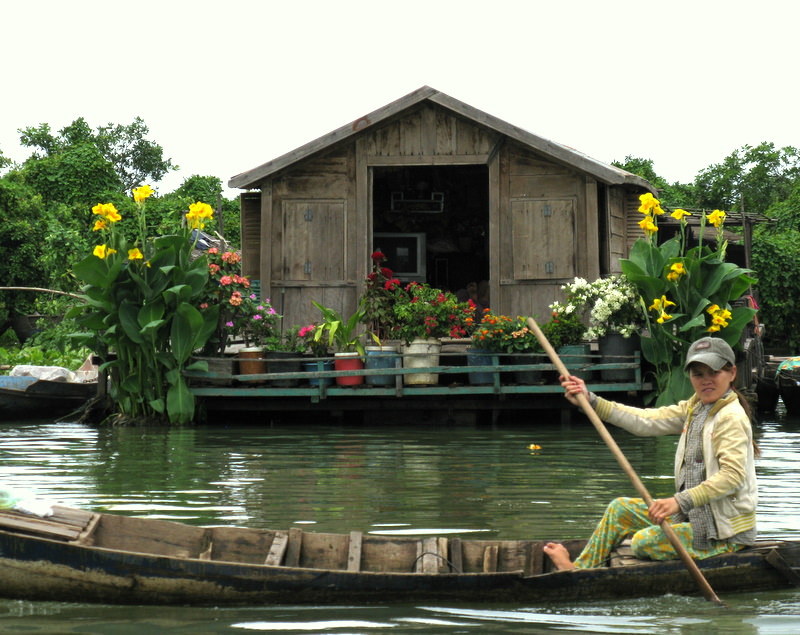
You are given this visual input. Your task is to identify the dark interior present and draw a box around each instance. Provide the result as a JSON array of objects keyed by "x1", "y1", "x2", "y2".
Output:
[{"x1": 371, "y1": 165, "x2": 489, "y2": 294}]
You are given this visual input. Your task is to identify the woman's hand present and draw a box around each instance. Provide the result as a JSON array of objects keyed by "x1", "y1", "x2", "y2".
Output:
[
  {"x1": 559, "y1": 374, "x2": 588, "y2": 406},
  {"x1": 648, "y1": 497, "x2": 680, "y2": 525}
]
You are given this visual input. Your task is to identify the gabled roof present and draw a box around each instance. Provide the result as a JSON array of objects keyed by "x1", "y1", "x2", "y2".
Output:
[{"x1": 229, "y1": 86, "x2": 655, "y2": 191}]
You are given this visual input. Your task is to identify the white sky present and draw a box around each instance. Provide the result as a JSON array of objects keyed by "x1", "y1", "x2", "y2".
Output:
[{"x1": 2, "y1": 1, "x2": 797, "y2": 198}]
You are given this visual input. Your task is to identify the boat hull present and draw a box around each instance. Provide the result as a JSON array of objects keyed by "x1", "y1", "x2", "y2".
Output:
[
  {"x1": 0, "y1": 376, "x2": 95, "y2": 419},
  {"x1": 0, "y1": 507, "x2": 796, "y2": 606}
]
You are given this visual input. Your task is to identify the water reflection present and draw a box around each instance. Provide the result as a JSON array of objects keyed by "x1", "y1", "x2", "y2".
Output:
[{"x1": 0, "y1": 404, "x2": 799, "y2": 633}]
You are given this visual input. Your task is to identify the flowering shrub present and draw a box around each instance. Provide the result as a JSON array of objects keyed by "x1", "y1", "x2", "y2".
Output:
[
  {"x1": 69, "y1": 187, "x2": 220, "y2": 424},
  {"x1": 198, "y1": 248, "x2": 279, "y2": 351},
  {"x1": 621, "y1": 193, "x2": 757, "y2": 405},
  {"x1": 558, "y1": 275, "x2": 645, "y2": 339},
  {"x1": 392, "y1": 282, "x2": 475, "y2": 343},
  {"x1": 299, "y1": 324, "x2": 329, "y2": 357},
  {"x1": 542, "y1": 306, "x2": 586, "y2": 349},
  {"x1": 360, "y1": 250, "x2": 403, "y2": 341},
  {"x1": 471, "y1": 312, "x2": 540, "y2": 354}
]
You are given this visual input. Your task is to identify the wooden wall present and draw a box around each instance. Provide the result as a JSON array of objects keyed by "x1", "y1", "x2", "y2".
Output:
[{"x1": 241, "y1": 102, "x2": 637, "y2": 330}]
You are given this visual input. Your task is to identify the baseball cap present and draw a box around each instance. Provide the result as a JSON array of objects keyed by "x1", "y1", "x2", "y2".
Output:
[{"x1": 684, "y1": 337, "x2": 736, "y2": 371}]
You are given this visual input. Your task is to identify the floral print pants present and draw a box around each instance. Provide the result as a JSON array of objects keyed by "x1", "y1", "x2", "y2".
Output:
[{"x1": 574, "y1": 496, "x2": 744, "y2": 569}]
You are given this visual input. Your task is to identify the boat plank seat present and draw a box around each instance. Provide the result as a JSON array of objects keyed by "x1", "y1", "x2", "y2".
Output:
[
  {"x1": 483, "y1": 545, "x2": 498, "y2": 572},
  {"x1": 0, "y1": 505, "x2": 98, "y2": 542},
  {"x1": 265, "y1": 530, "x2": 289, "y2": 565},
  {"x1": 284, "y1": 528, "x2": 303, "y2": 567},
  {"x1": 609, "y1": 538, "x2": 646, "y2": 567},
  {"x1": 348, "y1": 531, "x2": 362, "y2": 572},
  {"x1": 449, "y1": 537, "x2": 464, "y2": 573},
  {"x1": 415, "y1": 536, "x2": 448, "y2": 574}
]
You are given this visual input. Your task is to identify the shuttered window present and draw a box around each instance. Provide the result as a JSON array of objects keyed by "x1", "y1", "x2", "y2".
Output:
[{"x1": 511, "y1": 198, "x2": 576, "y2": 280}]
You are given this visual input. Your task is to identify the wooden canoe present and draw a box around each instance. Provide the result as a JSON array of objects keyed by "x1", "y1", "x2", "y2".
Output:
[
  {"x1": 0, "y1": 375, "x2": 95, "y2": 419},
  {"x1": 0, "y1": 505, "x2": 797, "y2": 606}
]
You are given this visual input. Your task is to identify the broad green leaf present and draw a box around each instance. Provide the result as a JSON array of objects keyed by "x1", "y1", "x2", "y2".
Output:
[{"x1": 166, "y1": 378, "x2": 194, "y2": 424}]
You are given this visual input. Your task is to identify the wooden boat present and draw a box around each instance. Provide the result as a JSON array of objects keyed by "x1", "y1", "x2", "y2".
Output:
[
  {"x1": 0, "y1": 374, "x2": 96, "y2": 419},
  {"x1": 0, "y1": 506, "x2": 798, "y2": 605}
]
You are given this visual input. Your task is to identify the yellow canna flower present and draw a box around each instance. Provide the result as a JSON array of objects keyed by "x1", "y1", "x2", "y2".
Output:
[
  {"x1": 132, "y1": 184, "x2": 154, "y2": 203},
  {"x1": 671, "y1": 208, "x2": 692, "y2": 221},
  {"x1": 707, "y1": 209, "x2": 726, "y2": 228},
  {"x1": 649, "y1": 295, "x2": 676, "y2": 313},
  {"x1": 707, "y1": 324, "x2": 721, "y2": 333},
  {"x1": 185, "y1": 201, "x2": 215, "y2": 230},
  {"x1": 92, "y1": 244, "x2": 117, "y2": 259},
  {"x1": 92, "y1": 219, "x2": 107, "y2": 231},
  {"x1": 666, "y1": 262, "x2": 686, "y2": 283},
  {"x1": 638, "y1": 192, "x2": 660, "y2": 214},
  {"x1": 128, "y1": 247, "x2": 144, "y2": 260},
  {"x1": 91, "y1": 202, "x2": 121, "y2": 223},
  {"x1": 656, "y1": 311, "x2": 673, "y2": 324},
  {"x1": 706, "y1": 304, "x2": 721, "y2": 315},
  {"x1": 638, "y1": 216, "x2": 658, "y2": 236}
]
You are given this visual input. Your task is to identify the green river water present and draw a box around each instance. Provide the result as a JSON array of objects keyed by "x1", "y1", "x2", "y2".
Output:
[{"x1": 0, "y1": 405, "x2": 798, "y2": 634}]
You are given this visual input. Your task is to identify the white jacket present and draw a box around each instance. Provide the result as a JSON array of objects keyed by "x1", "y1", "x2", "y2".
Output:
[{"x1": 594, "y1": 391, "x2": 757, "y2": 540}]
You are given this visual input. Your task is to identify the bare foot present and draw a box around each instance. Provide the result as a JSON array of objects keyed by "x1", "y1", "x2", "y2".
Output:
[{"x1": 543, "y1": 542, "x2": 576, "y2": 570}]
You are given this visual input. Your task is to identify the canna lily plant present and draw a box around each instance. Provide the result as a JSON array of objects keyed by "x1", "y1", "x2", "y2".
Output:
[
  {"x1": 620, "y1": 193, "x2": 757, "y2": 405},
  {"x1": 68, "y1": 186, "x2": 220, "y2": 425}
]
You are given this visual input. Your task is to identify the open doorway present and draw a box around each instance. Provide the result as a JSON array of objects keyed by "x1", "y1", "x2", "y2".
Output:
[{"x1": 371, "y1": 164, "x2": 489, "y2": 298}]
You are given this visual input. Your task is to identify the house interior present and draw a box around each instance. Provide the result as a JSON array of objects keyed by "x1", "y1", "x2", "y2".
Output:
[{"x1": 371, "y1": 164, "x2": 490, "y2": 298}]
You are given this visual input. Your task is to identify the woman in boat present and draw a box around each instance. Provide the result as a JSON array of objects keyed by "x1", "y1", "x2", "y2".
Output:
[{"x1": 544, "y1": 336, "x2": 758, "y2": 570}]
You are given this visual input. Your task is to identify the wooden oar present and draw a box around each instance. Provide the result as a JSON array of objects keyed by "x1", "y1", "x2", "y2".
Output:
[{"x1": 526, "y1": 317, "x2": 724, "y2": 606}]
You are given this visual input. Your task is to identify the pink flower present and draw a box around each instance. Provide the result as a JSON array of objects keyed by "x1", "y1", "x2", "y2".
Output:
[
  {"x1": 208, "y1": 247, "x2": 219, "y2": 255},
  {"x1": 220, "y1": 275, "x2": 232, "y2": 286}
]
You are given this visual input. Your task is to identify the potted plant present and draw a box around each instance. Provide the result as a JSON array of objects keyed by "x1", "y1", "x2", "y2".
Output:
[
  {"x1": 298, "y1": 323, "x2": 333, "y2": 386},
  {"x1": 543, "y1": 302, "x2": 590, "y2": 380},
  {"x1": 470, "y1": 312, "x2": 543, "y2": 384},
  {"x1": 560, "y1": 275, "x2": 645, "y2": 381},
  {"x1": 391, "y1": 282, "x2": 475, "y2": 385},
  {"x1": 360, "y1": 250, "x2": 403, "y2": 343},
  {"x1": 236, "y1": 295, "x2": 281, "y2": 378},
  {"x1": 263, "y1": 325, "x2": 305, "y2": 387},
  {"x1": 311, "y1": 301, "x2": 369, "y2": 386}
]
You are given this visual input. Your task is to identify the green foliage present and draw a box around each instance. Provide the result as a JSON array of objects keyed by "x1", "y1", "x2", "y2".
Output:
[
  {"x1": 0, "y1": 345, "x2": 88, "y2": 372},
  {"x1": 693, "y1": 142, "x2": 800, "y2": 214},
  {"x1": 312, "y1": 301, "x2": 369, "y2": 354},
  {"x1": 19, "y1": 117, "x2": 176, "y2": 191},
  {"x1": 69, "y1": 194, "x2": 220, "y2": 424}
]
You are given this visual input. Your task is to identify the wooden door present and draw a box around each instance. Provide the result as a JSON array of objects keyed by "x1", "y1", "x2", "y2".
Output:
[{"x1": 511, "y1": 198, "x2": 576, "y2": 280}]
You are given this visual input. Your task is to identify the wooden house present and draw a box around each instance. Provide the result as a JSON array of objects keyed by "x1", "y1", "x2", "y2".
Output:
[{"x1": 228, "y1": 86, "x2": 656, "y2": 328}]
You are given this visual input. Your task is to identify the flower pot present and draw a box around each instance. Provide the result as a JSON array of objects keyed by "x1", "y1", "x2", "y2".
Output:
[
  {"x1": 237, "y1": 347, "x2": 267, "y2": 384},
  {"x1": 509, "y1": 353, "x2": 543, "y2": 385},
  {"x1": 365, "y1": 345, "x2": 398, "y2": 386},
  {"x1": 303, "y1": 359, "x2": 334, "y2": 387},
  {"x1": 334, "y1": 352, "x2": 364, "y2": 386},
  {"x1": 189, "y1": 356, "x2": 237, "y2": 385},
  {"x1": 467, "y1": 348, "x2": 497, "y2": 385},
  {"x1": 402, "y1": 338, "x2": 441, "y2": 385},
  {"x1": 558, "y1": 343, "x2": 593, "y2": 381},
  {"x1": 599, "y1": 332, "x2": 640, "y2": 382},
  {"x1": 266, "y1": 350, "x2": 302, "y2": 387}
]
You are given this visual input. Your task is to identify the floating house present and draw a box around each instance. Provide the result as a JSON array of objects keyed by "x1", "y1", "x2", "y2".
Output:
[{"x1": 229, "y1": 86, "x2": 655, "y2": 327}]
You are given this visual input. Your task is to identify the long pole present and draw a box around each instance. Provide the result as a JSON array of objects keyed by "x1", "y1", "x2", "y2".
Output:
[{"x1": 526, "y1": 317, "x2": 724, "y2": 605}]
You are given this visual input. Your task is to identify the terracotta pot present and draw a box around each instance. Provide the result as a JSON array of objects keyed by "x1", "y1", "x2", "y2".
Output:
[{"x1": 237, "y1": 347, "x2": 267, "y2": 384}]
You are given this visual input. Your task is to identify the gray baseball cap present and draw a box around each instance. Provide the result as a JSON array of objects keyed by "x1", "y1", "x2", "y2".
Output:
[{"x1": 684, "y1": 337, "x2": 736, "y2": 371}]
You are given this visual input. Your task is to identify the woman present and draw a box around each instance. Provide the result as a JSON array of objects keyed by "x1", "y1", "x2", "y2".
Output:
[{"x1": 544, "y1": 336, "x2": 758, "y2": 570}]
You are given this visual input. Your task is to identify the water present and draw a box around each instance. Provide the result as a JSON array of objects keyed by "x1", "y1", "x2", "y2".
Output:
[{"x1": 0, "y1": 405, "x2": 798, "y2": 634}]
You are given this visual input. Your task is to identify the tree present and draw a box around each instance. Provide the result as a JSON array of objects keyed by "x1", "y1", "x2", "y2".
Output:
[
  {"x1": 612, "y1": 156, "x2": 697, "y2": 209},
  {"x1": 19, "y1": 116, "x2": 176, "y2": 191},
  {"x1": 693, "y1": 142, "x2": 800, "y2": 214}
]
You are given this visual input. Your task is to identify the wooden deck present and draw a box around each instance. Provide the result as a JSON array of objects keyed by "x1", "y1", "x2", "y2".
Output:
[{"x1": 186, "y1": 350, "x2": 649, "y2": 423}]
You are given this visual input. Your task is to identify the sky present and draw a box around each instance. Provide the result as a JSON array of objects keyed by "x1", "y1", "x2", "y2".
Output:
[{"x1": 2, "y1": 1, "x2": 798, "y2": 199}]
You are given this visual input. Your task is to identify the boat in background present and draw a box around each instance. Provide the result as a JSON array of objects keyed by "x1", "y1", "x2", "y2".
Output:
[
  {"x1": 0, "y1": 364, "x2": 97, "y2": 420},
  {"x1": 0, "y1": 505, "x2": 797, "y2": 606}
]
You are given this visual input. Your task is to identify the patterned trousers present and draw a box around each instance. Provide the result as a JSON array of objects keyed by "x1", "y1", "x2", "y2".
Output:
[{"x1": 574, "y1": 496, "x2": 743, "y2": 569}]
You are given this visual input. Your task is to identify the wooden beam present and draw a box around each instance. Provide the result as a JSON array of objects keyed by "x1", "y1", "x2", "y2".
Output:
[
  {"x1": 265, "y1": 530, "x2": 289, "y2": 565},
  {"x1": 347, "y1": 531, "x2": 363, "y2": 572},
  {"x1": 284, "y1": 527, "x2": 304, "y2": 567}
]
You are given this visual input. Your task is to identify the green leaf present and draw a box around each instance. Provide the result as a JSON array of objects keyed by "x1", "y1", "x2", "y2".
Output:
[
  {"x1": 166, "y1": 378, "x2": 194, "y2": 424},
  {"x1": 171, "y1": 302, "x2": 204, "y2": 364},
  {"x1": 118, "y1": 300, "x2": 145, "y2": 344}
]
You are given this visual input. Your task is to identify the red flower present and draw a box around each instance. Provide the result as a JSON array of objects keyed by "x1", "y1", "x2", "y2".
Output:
[
  {"x1": 381, "y1": 267, "x2": 393, "y2": 277},
  {"x1": 371, "y1": 251, "x2": 386, "y2": 262}
]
